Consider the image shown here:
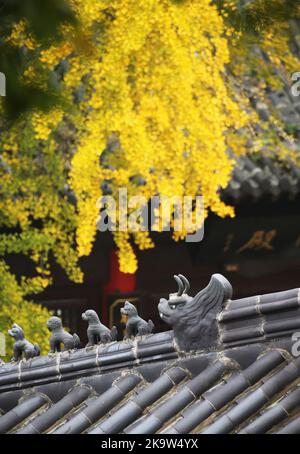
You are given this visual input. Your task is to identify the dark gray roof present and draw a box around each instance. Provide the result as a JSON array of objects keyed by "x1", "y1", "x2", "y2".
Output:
[
  {"x1": 0, "y1": 285, "x2": 299, "y2": 394},
  {"x1": 0, "y1": 345, "x2": 300, "y2": 434},
  {"x1": 1, "y1": 278, "x2": 300, "y2": 434},
  {"x1": 0, "y1": 332, "x2": 176, "y2": 394},
  {"x1": 223, "y1": 154, "x2": 300, "y2": 202},
  {"x1": 219, "y1": 286, "x2": 300, "y2": 347}
]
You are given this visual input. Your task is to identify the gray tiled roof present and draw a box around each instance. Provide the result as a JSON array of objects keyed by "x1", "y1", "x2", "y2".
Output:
[
  {"x1": 223, "y1": 153, "x2": 300, "y2": 202},
  {"x1": 0, "y1": 345, "x2": 300, "y2": 434},
  {"x1": 1, "y1": 279, "x2": 300, "y2": 434},
  {"x1": 0, "y1": 284, "x2": 299, "y2": 395},
  {"x1": 219, "y1": 287, "x2": 300, "y2": 347}
]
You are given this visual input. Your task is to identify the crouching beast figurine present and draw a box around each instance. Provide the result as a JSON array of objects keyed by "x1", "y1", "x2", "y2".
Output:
[
  {"x1": 121, "y1": 301, "x2": 154, "y2": 338},
  {"x1": 82, "y1": 310, "x2": 118, "y2": 345},
  {"x1": 8, "y1": 323, "x2": 40, "y2": 361},
  {"x1": 47, "y1": 316, "x2": 80, "y2": 352},
  {"x1": 158, "y1": 273, "x2": 232, "y2": 352}
]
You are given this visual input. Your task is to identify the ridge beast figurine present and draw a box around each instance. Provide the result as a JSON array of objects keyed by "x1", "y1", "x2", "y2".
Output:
[
  {"x1": 158, "y1": 273, "x2": 232, "y2": 351},
  {"x1": 47, "y1": 316, "x2": 80, "y2": 352},
  {"x1": 8, "y1": 323, "x2": 40, "y2": 361},
  {"x1": 121, "y1": 301, "x2": 154, "y2": 338},
  {"x1": 82, "y1": 309, "x2": 118, "y2": 345}
]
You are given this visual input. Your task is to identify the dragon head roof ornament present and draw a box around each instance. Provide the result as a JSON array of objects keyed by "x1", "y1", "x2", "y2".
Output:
[{"x1": 158, "y1": 273, "x2": 232, "y2": 351}]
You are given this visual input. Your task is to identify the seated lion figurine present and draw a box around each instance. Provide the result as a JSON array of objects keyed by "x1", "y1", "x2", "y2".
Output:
[
  {"x1": 82, "y1": 310, "x2": 118, "y2": 346},
  {"x1": 47, "y1": 316, "x2": 80, "y2": 352},
  {"x1": 8, "y1": 323, "x2": 40, "y2": 362},
  {"x1": 121, "y1": 301, "x2": 154, "y2": 339}
]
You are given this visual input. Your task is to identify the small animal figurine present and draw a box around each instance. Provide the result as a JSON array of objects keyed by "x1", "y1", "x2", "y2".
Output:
[
  {"x1": 47, "y1": 316, "x2": 80, "y2": 352},
  {"x1": 82, "y1": 309, "x2": 118, "y2": 345},
  {"x1": 8, "y1": 323, "x2": 40, "y2": 362},
  {"x1": 158, "y1": 273, "x2": 232, "y2": 351},
  {"x1": 121, "y1": 301, "x2": 154, "y2": 339}
]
